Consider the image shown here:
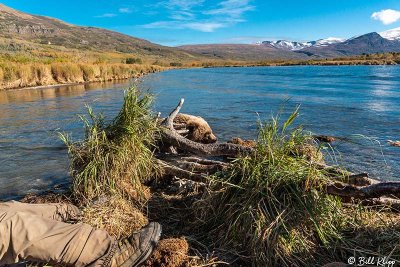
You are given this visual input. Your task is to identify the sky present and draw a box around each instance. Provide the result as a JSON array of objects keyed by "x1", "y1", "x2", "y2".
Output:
[{"x1": 1, "y1": 0, "x2": 400, "y2": 46}]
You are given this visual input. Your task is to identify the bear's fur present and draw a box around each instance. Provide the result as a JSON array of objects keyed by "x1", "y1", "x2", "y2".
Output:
[
  {"x1": 228, "y1": 137, "x2": 256, "y2": 148},
  {"x1": 173, "y1": 113, "x2": 217, "y2": 144}
]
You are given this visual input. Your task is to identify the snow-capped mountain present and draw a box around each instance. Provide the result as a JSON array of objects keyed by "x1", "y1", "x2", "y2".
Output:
[
  {"x1": 298, "y1": 32, "x2": 400, "y2": 57},
  {"x1": 182, "y1": 27, "x2": 400, "y2": 61},
  {"x1": 262, "y1": 37, "x2": 345, "y2": 51},
  {"x1": 379, "y1": 27, "x2": 400, "y2": 40},
  {"x1": 313, "y1": 37, "x2": 346, "y2": 47},
  {"x1": 260, "y1": 28, "x2": 400, "y2": 57},
  {"x1": 262, "y1": 40, "x2": 312, "y2": 51}
]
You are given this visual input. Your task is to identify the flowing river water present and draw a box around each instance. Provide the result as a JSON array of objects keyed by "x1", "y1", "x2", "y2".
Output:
[{"x1": 0, "y1": 66, "x2": 399, "y2": 199}]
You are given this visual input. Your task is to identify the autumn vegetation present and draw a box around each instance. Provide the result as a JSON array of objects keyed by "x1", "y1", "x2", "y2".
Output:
[{"x1": 2, "y1": 37, "x2": 400, "y2": 91}]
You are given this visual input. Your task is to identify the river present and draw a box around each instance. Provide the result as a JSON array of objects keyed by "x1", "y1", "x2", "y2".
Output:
[{"x1": 0, "y1": 66, "x2": 399, "y2": 199}]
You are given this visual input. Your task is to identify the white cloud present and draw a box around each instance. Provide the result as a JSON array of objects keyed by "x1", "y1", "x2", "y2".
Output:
[
  {"x1": 162, "y1": 0, "x2": 205, "y2": 11},
  {"x1": 95, "y1": 13, "x2": 117, "y2": 18},
  {"x1": 184, "y1": 22, "x2": 225, "y2": 32},
  {"x1": 143, "y1": 0, "x2": 255, "y2": 32},
  {"x1": 119, "y1": 8, "x2": 133, "y2": 14},
  {"x1": 169, "y1": 11, "x2": 195, "y2": 21},
  {"x1": 143, "y1": 21, "x2": 224, "y2": 32},
  {"x1": 371, "y1": 9, "x2": 400, "y2": 25},
  {"x1": 205, "y1": 0, "x2": 255, "y2": 18}
]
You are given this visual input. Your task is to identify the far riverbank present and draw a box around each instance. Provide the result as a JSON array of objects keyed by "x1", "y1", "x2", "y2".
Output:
[{"x1": 0, "y1": 62, "x2": 166, "y2": 91}]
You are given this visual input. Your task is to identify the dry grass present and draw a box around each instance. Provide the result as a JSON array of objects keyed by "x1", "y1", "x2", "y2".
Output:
[
  {"x1": 338, "y1": 206, "x2": 400, "y2": 258},
  {"x1": 82, "y1": 195, "x2": 148, "y2": 239},
  {"x1": 0, "y1": 62, "x2": 164, "y2": 90}
]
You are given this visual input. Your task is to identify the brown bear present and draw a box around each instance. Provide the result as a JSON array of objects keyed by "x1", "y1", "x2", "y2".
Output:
[{"x1": 173, "y1": 113, "x2": 217, "y2": 144}]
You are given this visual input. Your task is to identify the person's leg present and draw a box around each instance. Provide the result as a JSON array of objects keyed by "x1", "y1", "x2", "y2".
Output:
[
  {"x1": 0, "y1": 209, "x2": 113, "y2": 266},
  {"x1": 0, "y1": 200, "x2": 80, "y2": 222},
  {"x1": 0, "y1": 206, "x2": 162, "y2": 267}
]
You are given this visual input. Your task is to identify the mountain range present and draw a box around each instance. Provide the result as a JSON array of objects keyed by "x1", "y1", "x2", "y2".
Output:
[
  {"x1": 180, "y1": 28, "x2": 400, "y2": 60},
  {"x1": 261, "y1": 37, "x2": 345, "y2": 51}
]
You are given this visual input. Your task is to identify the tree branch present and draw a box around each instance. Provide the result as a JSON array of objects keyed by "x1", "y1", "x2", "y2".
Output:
[
  {"x1": 161, "y1": 127, "x2": 254, "y2": 157},
  {"x1": 164, "y1": 98, "x2": 184, "y2": 130},
  {"x1": 326, "y1": 181, "x2": 400, "y2": 199}
]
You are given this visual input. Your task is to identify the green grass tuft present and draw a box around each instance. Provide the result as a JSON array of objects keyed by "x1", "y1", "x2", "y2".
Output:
[
  {"x1": 194, "y1": 110, "x2": 400, "y2": 266},
  {"x1": 60, "y1": 86, "x2": 160, "y2": 204}
]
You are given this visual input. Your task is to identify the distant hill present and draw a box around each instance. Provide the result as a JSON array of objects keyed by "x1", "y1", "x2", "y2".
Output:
[
  {"x1": 178, "y1": 44, "x2": 307, "y2": 61},
  {"x1": 0, "y1": 3, "x2": 200, "y2": 63}
]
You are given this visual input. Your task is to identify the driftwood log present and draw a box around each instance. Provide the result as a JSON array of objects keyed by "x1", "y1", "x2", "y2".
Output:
[
  {"x1": 156, "y1": 98, "x2": 400, "y2": 210},
  {"x1": 160, "y1": 99, "x2": 253, "y2": 157},
  {"x1": 326, "y1": 181, "x2": 400, "y2": 199}
]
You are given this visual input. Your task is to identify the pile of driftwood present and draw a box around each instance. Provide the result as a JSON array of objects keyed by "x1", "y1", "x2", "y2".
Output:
[{"x1": 156, "y1": 99, "x2": 400, "y2": 211}]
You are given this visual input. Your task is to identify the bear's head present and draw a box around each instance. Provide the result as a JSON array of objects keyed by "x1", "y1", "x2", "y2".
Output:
[{"x1": 187, "y1": 121, "x2": 217, "y2": 144}]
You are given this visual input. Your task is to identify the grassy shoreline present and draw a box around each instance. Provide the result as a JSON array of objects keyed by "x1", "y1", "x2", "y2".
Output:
[
  {"x1": 0, "y1": 62, "x2": 166, "y2": 91},
  {"x1": 2, "y1": 51, "x2": 400, "y2": 91}
]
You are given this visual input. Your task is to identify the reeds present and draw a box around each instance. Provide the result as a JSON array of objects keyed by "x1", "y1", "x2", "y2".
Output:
[{"x1": 60, "y1": 87, "x2": 160, "y2": 204}]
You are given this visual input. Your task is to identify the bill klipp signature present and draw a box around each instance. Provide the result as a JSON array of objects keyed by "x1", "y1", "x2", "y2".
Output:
[{"x1": 348, "y1": 256, "x2": 397, "y2": 267}]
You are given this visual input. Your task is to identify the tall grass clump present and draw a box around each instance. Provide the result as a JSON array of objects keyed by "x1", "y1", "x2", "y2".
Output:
[
  {"x1": 194, "y1": 110, "x2": 353, "y2": 266},
  {"x1": 51, "y1": 63, "x2": 84, "y2": 83},
  {"x1": 60, "y1": 87, "x2": 160, "y2": 204}
]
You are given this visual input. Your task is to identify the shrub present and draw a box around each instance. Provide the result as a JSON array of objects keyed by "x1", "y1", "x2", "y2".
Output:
[
  {"x1": 170, "y1": 62, "x2": 183, "y2": 67},
  {"x1": 126, "y1": 57, "x2": 142, "y2": 64}
]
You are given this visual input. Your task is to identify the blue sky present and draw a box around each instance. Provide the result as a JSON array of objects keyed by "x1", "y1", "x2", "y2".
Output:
[{"x1": 2, "y1": 0, "x2": 400, "y2": 46}]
